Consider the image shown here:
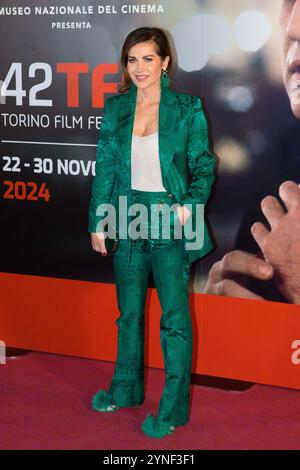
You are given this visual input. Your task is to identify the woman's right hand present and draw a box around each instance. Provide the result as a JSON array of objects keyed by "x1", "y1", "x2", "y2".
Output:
[{"x1": 91, "y1": 232, "x2": 107, "y2": 256}]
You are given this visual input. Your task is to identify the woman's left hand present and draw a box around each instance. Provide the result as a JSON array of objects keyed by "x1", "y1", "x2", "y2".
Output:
[{"x1": 176, "y1": 205, "x2": 192, "y2": 225}]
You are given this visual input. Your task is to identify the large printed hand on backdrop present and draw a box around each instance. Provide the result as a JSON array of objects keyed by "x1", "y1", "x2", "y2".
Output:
[
  {"x1": 204, "y1": 249, "x2": 274, "y2": 300},
  {"x1": 205, "y1": 180, "x2": 300, "y2": 304},
  {"x1": 250, "y1": 181, "x2": 300, "y2": 304}
]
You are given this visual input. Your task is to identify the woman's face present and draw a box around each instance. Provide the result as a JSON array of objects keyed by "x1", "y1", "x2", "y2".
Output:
[{"x1": 126, "y1": 41, "x2": 169, "y2": 91}]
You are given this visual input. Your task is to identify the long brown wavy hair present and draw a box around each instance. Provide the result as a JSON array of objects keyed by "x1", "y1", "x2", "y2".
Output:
[{"x1": 119, "y1": 27, "x2": 174, "y2": 94}]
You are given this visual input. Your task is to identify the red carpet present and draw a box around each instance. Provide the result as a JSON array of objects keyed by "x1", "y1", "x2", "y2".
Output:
[{"x1": 0, "y1": 352, "x2": 299, "y2": 450}]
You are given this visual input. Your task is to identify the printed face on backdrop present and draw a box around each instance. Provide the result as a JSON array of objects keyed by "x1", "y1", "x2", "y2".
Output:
[
  {"x1": 126, "y1": 41, "x2": 169, "y2": 91},
  {"x1": 280, "y1": 0, "x2": 300, "y2": 118}
]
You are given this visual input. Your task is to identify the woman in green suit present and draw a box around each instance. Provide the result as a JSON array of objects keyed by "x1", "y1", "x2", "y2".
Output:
[{"x1": 88, "y1": 26, "x2": 216, "y2": 439}]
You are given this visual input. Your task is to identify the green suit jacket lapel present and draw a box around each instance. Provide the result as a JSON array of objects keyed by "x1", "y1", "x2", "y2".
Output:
[{"x1": 117, "y1": 82, "x2": 181, "y2": 190}]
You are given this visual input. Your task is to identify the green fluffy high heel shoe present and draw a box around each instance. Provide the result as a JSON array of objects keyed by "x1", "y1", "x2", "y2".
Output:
[
  {"x1": 141, "y1": 413, "x2": 176, "y2": 439},
  {"x1": 91, "y1": 390, "x2": 119, "y2": 412},
  {"x1": 91, "y1": 389, "x2": 141, "y2": 412}
]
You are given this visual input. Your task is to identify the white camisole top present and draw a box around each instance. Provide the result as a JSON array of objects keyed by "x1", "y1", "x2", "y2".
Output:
[{"x1": 131, "y1": 131, "x2": 166, "y2": 191}]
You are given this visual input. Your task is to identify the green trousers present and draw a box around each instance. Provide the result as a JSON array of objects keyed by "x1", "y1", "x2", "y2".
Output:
[{"x1": 108, "y1": 189, "x2": 193, "y2": 426}]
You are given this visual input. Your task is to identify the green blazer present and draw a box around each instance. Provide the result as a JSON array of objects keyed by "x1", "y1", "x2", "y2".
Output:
[{"x1": 88, "y1": 82, "x2": 216, "y2": 264}]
